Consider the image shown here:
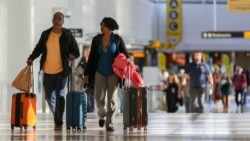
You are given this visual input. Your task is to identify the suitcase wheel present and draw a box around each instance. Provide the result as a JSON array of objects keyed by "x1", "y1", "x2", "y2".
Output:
[
  {"x1": 123, "y1": 127, "x2": 127, "y2": 133},
  {"x1": 11, "y1": 125, "x2": 14, "y2": 130},
  {"x1": 77, "y1": 127, "x2": 81, "y2": 132},
  {"x1": 66, "y1": 127, "x2": 71, "y2": 132},
  {"x1": 82, "y1": 126, "x2": 87, "y2": 132},
  {"x1": 144, "y1": 127, "x2": 147, "y2": 133},
  {"x1": 24, "y1": 126, "x2": 27, "y2": 130},
  {"x1": 72, "y1": 127, "x2": 76, "y2": 132},
  {"x1": 129, "y1": 128, "x2": 133, "y2": 133},
  {"x1": 33, "y1": 126, "x2": 36, "y2": 130}
]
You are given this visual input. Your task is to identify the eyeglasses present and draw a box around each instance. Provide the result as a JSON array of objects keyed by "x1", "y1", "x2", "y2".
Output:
[{"x1": 53, "y1": 18, "x2": 63, "y2": 21}]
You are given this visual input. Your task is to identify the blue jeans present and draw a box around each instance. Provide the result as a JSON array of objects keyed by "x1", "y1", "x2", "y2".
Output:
[{"x1": 43, "y1": 72, "x2": 67, "y2": 126}]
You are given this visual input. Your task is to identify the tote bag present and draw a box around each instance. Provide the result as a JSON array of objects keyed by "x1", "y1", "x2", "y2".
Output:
[{"x1": 12, "y1": 65, "x2": 33, "y2": 92}]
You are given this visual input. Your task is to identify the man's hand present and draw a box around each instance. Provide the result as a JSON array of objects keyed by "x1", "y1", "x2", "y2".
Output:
[
  {"x1": 26, "y1": 59, "x2": 33, "y2": 66},
  {"x1": 69, "y1": 53, "x2": 76, "y2": 61}
]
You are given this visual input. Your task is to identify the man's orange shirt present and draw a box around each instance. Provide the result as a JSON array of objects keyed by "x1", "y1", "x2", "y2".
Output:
[{"x1": 43, "y1": 31, "x2": 63, "y2": 74}]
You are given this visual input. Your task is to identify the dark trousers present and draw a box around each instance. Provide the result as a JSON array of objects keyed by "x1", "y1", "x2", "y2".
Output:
[
  {"x1": 243, "y1": 89, "x2": 247, "y2": 106},
  {"x1": 86, "y1": 87, "x2": 95, "y2": 112},
  {"x1": 184, "y1": 96, "x2": 190, "y2": 113},
  {"x1": 166, "y1": 93, "x2": 178, "y2": 113},
  {"x1": 43, "y1": 72, "x2": 67, "y2": 126},
  {"x1": 189, "y1": 87, "x2": 206, "y2": 113},
  {"x1": 235, "y1": 89, "x2": 244, "y2": 106}
]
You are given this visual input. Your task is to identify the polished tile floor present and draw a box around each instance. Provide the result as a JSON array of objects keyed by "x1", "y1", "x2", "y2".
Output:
[
  {"x1": 1, "y1": 108, "x2": 250, "y2": 141},
  {"x1": 2, "y1": 94, "x2": 250, "y2": 141}
]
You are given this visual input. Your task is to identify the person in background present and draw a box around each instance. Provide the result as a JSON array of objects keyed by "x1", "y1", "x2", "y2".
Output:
[
  {"x1": 26, "y1": 12, "x2": 80, "y2": 130},
  {"x1": 84, "y1": 17, "x2": 130, "y2": 131},
  {"x1": 220, "y1": 72, "x2": 231, "y2": 112},
  {"x1": 212, "y1": 65, "x2": 222, "y2": 108},
  {"x1": 159, "y1": 68, "x2": 169, "y2": 83},
  {"x1": 242, "y1": 66, "x2": 250, "y2": 107},
  {"x1": 164, "y1": 73, "x2": 181, "y2": 113},
  {"x1": 232, "y1": 66, "x2": 246, "y2": 111},
  {"x1": 178, "y1": 68, "x2": 190, "y2": 113},
  {"x1": 76, "y1": 47, "x2": 95, "y2": 112},
  {"x1": 182, "y1": 52, "x2": 213, "y2": 113}
]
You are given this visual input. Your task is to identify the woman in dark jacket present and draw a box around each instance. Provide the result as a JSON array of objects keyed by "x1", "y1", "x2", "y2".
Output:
[
  {"x1": 84, "y1": 17, "x2": 129, "y2": 131},
  {"x1": 164, "y1": 73, "x2": 181, "y2": 113}
]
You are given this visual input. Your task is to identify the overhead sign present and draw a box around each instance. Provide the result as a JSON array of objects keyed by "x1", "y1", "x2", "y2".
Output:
[
  {"x1": 166, "y1": 0, "x2": 182, "y2": 48},
  {"x1": 228, "y1": 0, "x2": 250, "y2": 13},
  {"x1": 201, "y1": 31, "x2": 250, "y2": 39},
  {"x1": 68, "y1": 28, "x2": 83, "y2": 37},
  {"x1": 244, "y1": 31, "x2": 250, "y2": 38}
]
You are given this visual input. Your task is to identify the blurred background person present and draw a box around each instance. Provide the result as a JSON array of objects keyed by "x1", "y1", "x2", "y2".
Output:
[
  {"x1": 212, "y1": 65, "x2": 222, "y2": 109},
  {"x1": 232, "y1": 66, "x2": 247, "y2": 112},
  {"x1": 182, "y1": 52, "x2": 213, "y2": 113},
  {"x1": 163, "y1": 73, "x2": 180, "y2": 113},
  {"x1": 178, "y1": 68, "x2": 190, "y2": 113},
  {"x1": 220, "y1": 72, "x2": 232, "y2": 112},
  {"x1": 242, "y1": 66, "x2": 250, "y2": 107}
]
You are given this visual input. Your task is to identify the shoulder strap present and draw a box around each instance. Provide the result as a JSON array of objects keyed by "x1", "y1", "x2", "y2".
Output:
[
  {"x1": 114, "y1": 34, "x2": 120, "y2": 46},
  {"x1": 114, "y1": 34, "x2": 121, "y2": 53}
]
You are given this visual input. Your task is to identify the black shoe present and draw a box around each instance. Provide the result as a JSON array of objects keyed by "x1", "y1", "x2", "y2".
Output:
[
  {"x1": 106, "y1": 124, "x2": 114, "y2": 132},
  {"x1": 99, "y1": 119, "x2": 105, "y2": 127}
]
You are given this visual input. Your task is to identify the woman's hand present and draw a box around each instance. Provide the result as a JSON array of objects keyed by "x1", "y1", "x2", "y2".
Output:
[{"x1": 84, "y1": 76, "x2": 89, "y2": 84}]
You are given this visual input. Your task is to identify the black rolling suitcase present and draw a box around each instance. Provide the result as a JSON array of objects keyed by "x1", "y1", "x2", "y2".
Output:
[{"x1": 123, "y1": 87, "x2": 148, "y2": 133}]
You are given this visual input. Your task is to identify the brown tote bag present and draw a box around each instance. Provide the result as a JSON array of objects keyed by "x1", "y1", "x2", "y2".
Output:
[{"x1": 12, "y1": 65, "x2": 33, "y2": 92}]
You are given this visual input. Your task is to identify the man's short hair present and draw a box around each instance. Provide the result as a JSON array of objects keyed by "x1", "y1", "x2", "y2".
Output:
[{"x1": 54, "y1": 12, "x2": 64, "y2": 18}]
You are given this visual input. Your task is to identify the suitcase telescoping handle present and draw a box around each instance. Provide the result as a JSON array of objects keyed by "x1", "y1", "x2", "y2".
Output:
[
  {"x1": 26, "y1": 65, "x2": 34, "y2": 94},
  {"x1": 30, "y1": 65, "x2": 34, "y2": 94},
  {"x1": 67, "y1": 61, "x2": 75, "y2": 92},
  {"x1": 123, "y1": 64, "x2": 131, "y2": 90}
]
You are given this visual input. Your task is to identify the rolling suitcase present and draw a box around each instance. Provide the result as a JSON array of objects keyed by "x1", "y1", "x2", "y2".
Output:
[
  {"x1": 10, "y1": 93, "x2": 36, "y2": 130},
  {"x1": 123, "y1": 87, "x2": 148, "y2": 133},
  {"x1": 66, "y1": 62, "x2": 87, "y2": 132},
  {"x1": 66, "y1": 91, "x2": 87, "y2": 132}
]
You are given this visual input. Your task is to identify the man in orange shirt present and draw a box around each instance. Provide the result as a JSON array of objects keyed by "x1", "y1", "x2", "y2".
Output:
[{"x1": 27, "y1": 12, "x2": 80, "y2": 130}]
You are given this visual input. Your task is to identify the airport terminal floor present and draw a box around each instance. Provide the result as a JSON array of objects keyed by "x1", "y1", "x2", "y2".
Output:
[{"x1": 1, "y1": 97, "x2": 250, "y2": 141}]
